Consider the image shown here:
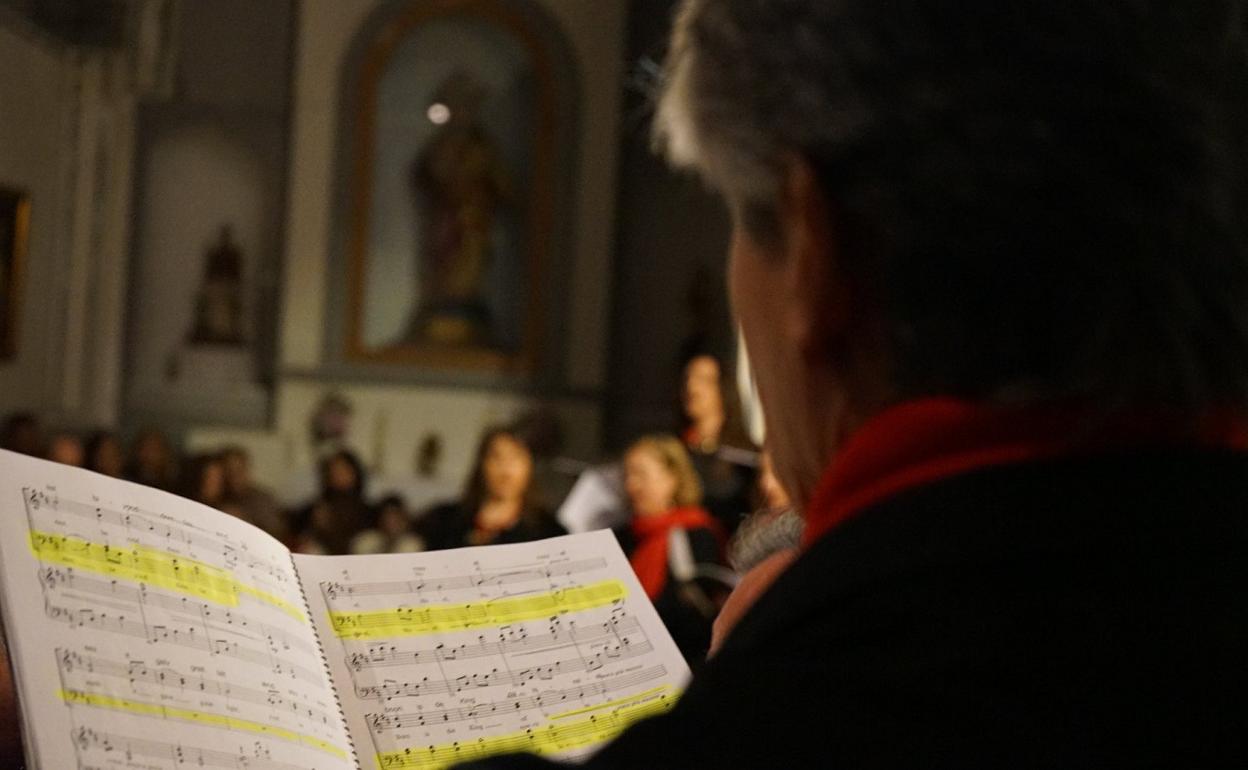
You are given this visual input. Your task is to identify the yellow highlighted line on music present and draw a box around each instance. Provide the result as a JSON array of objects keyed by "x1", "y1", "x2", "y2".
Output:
[
  {"x1": 31, "y1": 531, "x2": 306, "y2": 623},
  {"x1": 329, "y1": 580, "x2": 628, "y2": 640},
  {"x1": 60, "y1": 689, "x2": 347, "y2": 760},
  {"x1": 374, "y1": 686, "x2": 676, "y2": 769}
]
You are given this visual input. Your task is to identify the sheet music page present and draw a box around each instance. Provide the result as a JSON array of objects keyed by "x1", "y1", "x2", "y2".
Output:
[
  {"x1": 0, "y1": 450, "x2": 355, "y2": 770},
  {"x1": 295, "y1": 530, "x2": 691, "y2": 770}
]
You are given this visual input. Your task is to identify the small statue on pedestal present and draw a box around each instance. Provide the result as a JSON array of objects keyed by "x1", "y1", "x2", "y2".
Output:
[{"x1": 189, "y1": 225, "x2": 245, "y2": 345}]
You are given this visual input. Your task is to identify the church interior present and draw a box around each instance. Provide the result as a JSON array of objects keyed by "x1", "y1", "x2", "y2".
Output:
[{"x1": 0, "y1": 0, "x2": 759, "y2": 560}]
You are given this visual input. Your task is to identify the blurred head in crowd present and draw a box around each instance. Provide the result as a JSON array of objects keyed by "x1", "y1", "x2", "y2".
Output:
[
  {"x1": 681, "y1": 355, "x2": 725, "y2": 442},
  {"x1": 182, "y1": 453, "x2": 226, "y2": 507},
  {"x1": 624, "y1": 435, "x2": 703, "y2": 517},
  {"x1": 45, "y1": 433, "x2": 84, "y2": 467},
  {"x1": 319, "y1": 449, "x2": 366, "y2": 499},
  {"x1": 374, "y1": 494, "x2": 410, "y2": 537},
  {"x1": 654, "y1": 0, "x2": 1248, "y2": 506},
  {"x1": 680, "y1": 352, "x2": 752, "y2": 452},
  {"x1": 465, "y1": 427, "x2": 537, "y2": 511},
  {"x1": 85, "y1": 431, "x2": 124, "y2": 478},
  {"x1": 128, "y1": 428, "x2": 178, "y2": 489},
  {"x1": 1, "y1": 412, "x2": 43, "y2": 457},
  {"x1": 221, "y1": 445, "x2": 256, "y2": 498}
]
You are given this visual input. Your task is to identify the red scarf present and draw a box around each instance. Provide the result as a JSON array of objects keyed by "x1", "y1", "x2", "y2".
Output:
[
  {"x1": 630, "y1": 507, "x2": 722, "y2": 599},
  {"x1": 803, "y1": 398, "x2": 1248, "y2": 548}
]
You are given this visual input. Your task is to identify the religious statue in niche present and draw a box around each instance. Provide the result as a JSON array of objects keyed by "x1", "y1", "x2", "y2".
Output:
[
  {"x1": 188, "y1": 225, "x2": 245, "y2": 345},
  {"x1": 345, "y1": 5, "x2": 562, "y2": 372},
  {"x1": 403, "y1": 71, "x2": 512, "y2": 347}
]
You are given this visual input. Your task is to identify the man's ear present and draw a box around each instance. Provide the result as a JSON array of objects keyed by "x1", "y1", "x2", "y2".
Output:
[{"x1": 778, "y1": 158, "x2": 850, "y2": 364}]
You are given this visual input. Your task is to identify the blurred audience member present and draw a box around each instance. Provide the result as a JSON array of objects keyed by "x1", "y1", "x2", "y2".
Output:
[
  {"x1": 616, "y1": 434, "x2": 729, "y2": 664},
  {"x1": 45, "y1": 432, "x2": 84, "y2": 467},
  {"x1": 423, "y1": 426, "x2": 564, "y2": 550},
  {"x1": 351, "y1": 494, "x2": 425, "y2": 554},
  {"x1": 127, "y1": 428, "x2": 179, "y2": 491},
  {"x1": 181, "y1": 453, "x2": 227, "y2": 507},
  {"x1": 1, "y1": 412, "x2": 44, "y2": 457},
  {"x1": 292, "y1": 450, "x2": 370, "y2": 554},
  {"x1": 679, "y1": 353, "x2": 757, "y2": 534},
  {"x1": 85, "y1": 431, "x2": 125, "y2": 478},
  {"x1": 220, "y1": 446, "x2": 285, "y2": 540}
]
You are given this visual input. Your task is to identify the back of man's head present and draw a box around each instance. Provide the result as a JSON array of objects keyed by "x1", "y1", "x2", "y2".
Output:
[{"x1": 658, "y1": 0, "x2": 1248, "y2": 411}]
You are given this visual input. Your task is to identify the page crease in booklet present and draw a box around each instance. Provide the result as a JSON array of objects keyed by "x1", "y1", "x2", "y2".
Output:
[{"x1": 0, "y1": 450, "x2": 691, "y2": 770}]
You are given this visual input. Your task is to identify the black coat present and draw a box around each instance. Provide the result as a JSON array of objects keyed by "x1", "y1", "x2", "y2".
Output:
[
  {"x1": 420, "y1": 502, "x2": 566, "y2": 551},
  {"x1": 460, "y1": 449, "x2": 1248, "y2": 767}
]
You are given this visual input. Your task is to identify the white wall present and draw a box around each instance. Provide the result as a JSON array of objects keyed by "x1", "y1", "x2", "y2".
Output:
[{"x1": 128, "y1": 124, "x2": 265, "y2": 384}]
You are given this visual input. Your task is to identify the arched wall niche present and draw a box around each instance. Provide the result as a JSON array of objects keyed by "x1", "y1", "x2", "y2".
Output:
[{"x1": 326, "y1": 0, "x2": 582, "y2": 390}]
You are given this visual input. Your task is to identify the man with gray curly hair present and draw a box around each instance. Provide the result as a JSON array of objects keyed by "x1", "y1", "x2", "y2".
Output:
[{"x1": 465, "y1": 1, "x2": 1248, "y2": 766}]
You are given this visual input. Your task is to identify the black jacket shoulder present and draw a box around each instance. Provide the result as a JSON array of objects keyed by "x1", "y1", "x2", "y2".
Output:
[{"x1": 461, "y1": 449, "x2": 1248, "y2": 767}]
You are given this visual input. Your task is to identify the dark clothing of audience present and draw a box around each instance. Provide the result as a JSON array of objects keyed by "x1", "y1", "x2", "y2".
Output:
[
  {"x1": 1, "y1": 413, "x2": 43, "y2": 457},
  {"x1": 225, "y1": 486, "x2": 285, "y2": 540},
  {"x1": 421, "y1": 502, "x2": 565, "y2": 551},
  {"x1": 292, "y1": 493, "x2": 371, "y2": 555},
  {"x1": 686, "y1": 447, "x2": 756, "y2": 536}
]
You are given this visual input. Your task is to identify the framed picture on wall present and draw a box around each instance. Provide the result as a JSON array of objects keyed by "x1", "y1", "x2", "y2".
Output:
[
  {"x1": 343, "y1": 0, "x2": 564, "y2": 375},
  {"x1": 0, "y1": 188, "x2": 29, "y2": 360}
]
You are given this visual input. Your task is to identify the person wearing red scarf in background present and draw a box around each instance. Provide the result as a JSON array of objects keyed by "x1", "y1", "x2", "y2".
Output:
[
  {"x1": 614, "y1": 435, "x2": 728, "y2": 666},
  {"x1": 460, "y1": 1, "x2": 1248, "y2": 768}
]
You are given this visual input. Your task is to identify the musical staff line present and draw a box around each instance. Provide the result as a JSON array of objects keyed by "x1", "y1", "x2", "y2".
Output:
[
  {"x1": 374, "y1": 686, "x2": 676, "y2": 769},
  {"x1": 72, "y1": 727, "x2": 317, "y2": 770},
  {"x1": 60, "y1": 688, "x2": 348, "y2": 760},
  {"x1": 58, "y1": 649, "x2": 335, "y2": 727},
  {"x1": 25, "y1": 487, "x2": 290, "y2": 586},
  {"x1": 345, "y1": 615, "x2": 643, "y2": 673},
  {"x1": 365, "y1": 667, "x2": 668, "y2": 732},
  {"x1": 29, "y1": 529, "x2": 305, "y2": 623},
  {"x1": 354, "y1": 647, "x2": 656, "y2": 702},
  {"x1": 44, "y1": 599, "x2": 323, "y2": 685},
  {"x1": 329, "y1": 580, "x2": 628, "y2": 640},
  {"x1": 321, "y1": 558, "x2": 609, "y2": 600},
  {"x1": 41, "y1": 566, "x2": 315, "y2": 655}
]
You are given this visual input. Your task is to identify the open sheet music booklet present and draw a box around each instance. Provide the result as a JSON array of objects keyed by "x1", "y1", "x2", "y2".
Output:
[{"x1": 0, "y1": 450, "x2": 690, "y2": 770}]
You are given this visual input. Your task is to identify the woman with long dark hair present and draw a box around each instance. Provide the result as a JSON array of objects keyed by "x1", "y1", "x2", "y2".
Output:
[
  {"x1": 422, "y1": 425, "x2": 564, "y2": 550},
  {"x1": 678, "y1": 352, "x2": 758, "y2": 535}
]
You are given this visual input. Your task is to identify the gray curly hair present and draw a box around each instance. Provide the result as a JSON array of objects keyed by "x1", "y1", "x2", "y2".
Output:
[{"x1": 654, "y1": 0, "x2": 1248, "y2": 412}]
